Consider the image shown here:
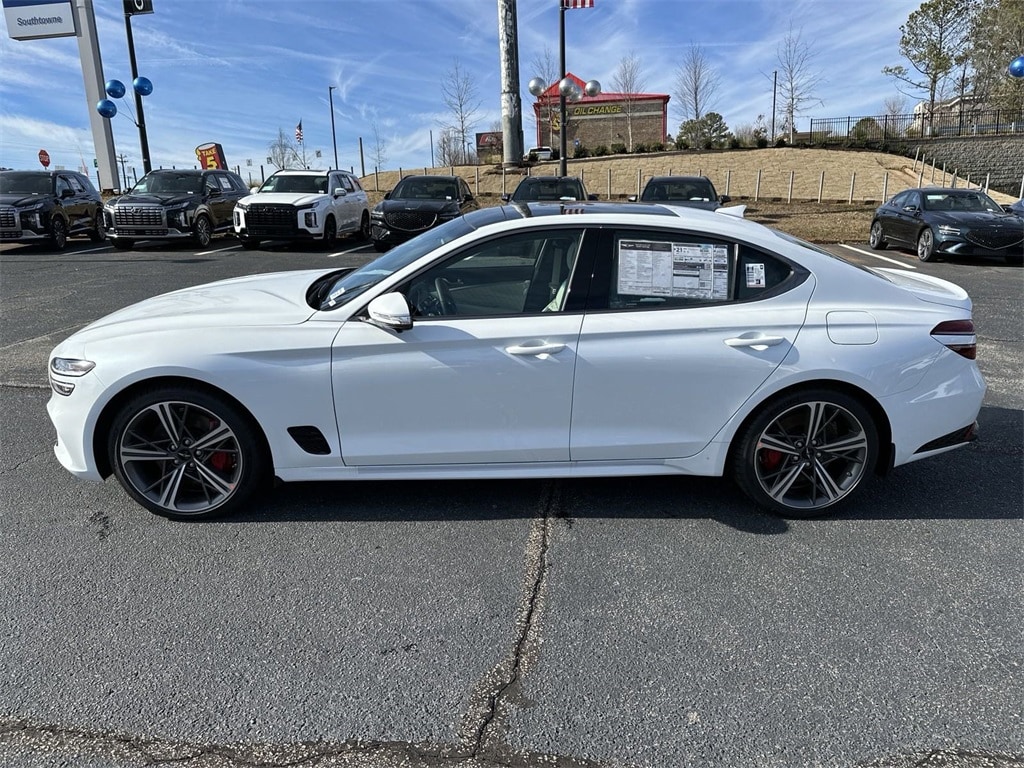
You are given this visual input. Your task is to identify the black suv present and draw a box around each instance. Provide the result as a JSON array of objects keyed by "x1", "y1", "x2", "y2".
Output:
[
  {"x1": 629, "y1": 175, "x2": 731, "y2": 210},
  {"x1": 370, "y1": 175, "x2": 478, "y2": 251},
  {"x1": 0, "y1": 170, "x2": 104, "y2": 250},
  {"x1": 103, "y1": 169, "x2": 248, "y2": 249},
  {"x1": 502, "y1": 175, "x2": 597, "y2": 202}
]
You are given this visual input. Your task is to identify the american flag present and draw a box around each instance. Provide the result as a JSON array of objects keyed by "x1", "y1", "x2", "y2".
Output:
[
  {"x1": 295, "y1": 120, "x2": 303, "y2": 143},
  {"x1": 562, "y1": 0, "x2": 594, "y2": 8}
]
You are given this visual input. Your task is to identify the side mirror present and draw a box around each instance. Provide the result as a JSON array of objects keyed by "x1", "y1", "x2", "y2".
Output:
[
  {"x1": 333, "y1": 188, "x2": 347, "y2": 197},
  {"x1": 627, "y1": 195, "x2": 638, "y2": 202},
  {"x1": 500, "y1": 193, "x2": 511, "y2": 202},
  {"x1": 1001, "y1": 204, "x2": 1013, "y2": 213},
  {"x1": 207, "y1": 187, "x2": 222, "y2": 197},
  {"x1": 365, "y1": 292, "x2": 413, "y2": 332},
  {"x1": 587, "y1": 193, "x2": 598, "y2": 201},
  {"x1": 720, "y1": 194, "x2": 731, "y2": 204},
  {"x1": 383, "y1": 191, "x2": 392, "y2": 200},
  {"x1": 61, "y1": 188, "x2": 75, "y2": 199}
]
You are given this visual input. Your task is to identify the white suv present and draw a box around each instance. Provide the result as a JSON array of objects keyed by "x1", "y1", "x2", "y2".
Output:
[{"x1": 233, "y1": 169, "x2": 370, "y2": 249}]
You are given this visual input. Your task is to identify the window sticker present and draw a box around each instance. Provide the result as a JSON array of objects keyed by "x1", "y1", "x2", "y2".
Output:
[
  {"x1": 618, "y1": 240, "x2": 729, "y2": 300},
  {"x1": 745, "y1": 262, "x2": 766, "y2": 288}
]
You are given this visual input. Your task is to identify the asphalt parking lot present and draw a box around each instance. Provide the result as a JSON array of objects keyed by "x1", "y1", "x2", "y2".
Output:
[{"x1": 1, "y1": 232, "x2": 1021, "y2": 768}]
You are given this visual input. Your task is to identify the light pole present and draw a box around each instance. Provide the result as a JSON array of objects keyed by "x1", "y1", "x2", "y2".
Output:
[
  {"x1": 328, "y1": 86, "x2": 339, "y2": 170},
  {"x1": 123, "y1": 9, "x2": 151, "y2": 173},
  {"x1": 528, "y1": 3, "x2": 599, "y2": 176}
]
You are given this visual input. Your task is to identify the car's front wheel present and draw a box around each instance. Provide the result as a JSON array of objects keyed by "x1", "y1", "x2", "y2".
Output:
[
  {"x1": 108, "y1": 386, "x2": 269, "y2": 520},
  {"x1": 917, "y1": 228, "x2": 937, "y2": 262},
  {"x1": 322, "y1": 215, "x2": 337, "y2": 247},
  {"x1": 731, "y1": 389, "x2": 878, "y2": 517},
  {"x1": 868, "y1": 220, "x2": 887, "y2": 250},
  {"x1": 192, "y1": 214, "x2": 213, "y2": 247},
  {"x1": 49, "y1": 215, "x2": 68, "y2": 250},
  {"x1": 372, "y1": 239, "x2": 389, "y2": 252},
  {"x1": 88, "y1": 211, "x2": 106, "y2": 242}
]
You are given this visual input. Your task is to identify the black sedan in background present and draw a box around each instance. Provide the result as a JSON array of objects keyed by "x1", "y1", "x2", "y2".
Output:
[
  {"x1": 502, "y1": 175, "x2": 597, "y2": 203},
  {"x1": 869, "y1": 187, "x2": 1024, "y2": 264},
  {"x1": 370, "y1": 175, "x2": 478, "y2": 251},
  {"x1": 628, "y1": 175, "x2": 731, "y2": 210},
  {"x1": 0, "y1": 170, "x2": 105, "y2": 249}
]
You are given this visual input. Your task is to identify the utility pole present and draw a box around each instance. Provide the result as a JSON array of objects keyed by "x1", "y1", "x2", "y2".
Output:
[{"x1": 497, "y1": 0, "x2": 524, "y2": 168}]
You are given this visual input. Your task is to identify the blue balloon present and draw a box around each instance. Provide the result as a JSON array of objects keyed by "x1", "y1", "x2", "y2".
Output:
[
  {"x1": 133, "y1": 76, "x2": 153, "y2": 96},
  {"x1": 1009, "y1": 55, "x2": 1024, "y2": 79},
  {"x1": 96, "y1": 99, "x2": 117, "y2": 118},
  {"x1": 105, "y1": 79, "x2": 126, "y2": 99}
]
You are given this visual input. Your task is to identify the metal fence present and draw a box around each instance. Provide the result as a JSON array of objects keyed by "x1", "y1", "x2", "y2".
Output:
[{"x1": 807, "y1": 109, "x2": 1024, "y2": 145}]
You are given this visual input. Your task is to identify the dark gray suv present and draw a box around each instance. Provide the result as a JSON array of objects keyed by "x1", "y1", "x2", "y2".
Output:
[
  {"x1": 0, "y1": 170, "x2": 104, "y2": 250},
  {"x1": 103, "y1": 169, "x2": 248, "y2": 249}
]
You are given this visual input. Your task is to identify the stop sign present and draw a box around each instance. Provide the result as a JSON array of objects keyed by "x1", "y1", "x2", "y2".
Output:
[{"x1": 38, "y1": 149, "x2": 50, "y2": 168}]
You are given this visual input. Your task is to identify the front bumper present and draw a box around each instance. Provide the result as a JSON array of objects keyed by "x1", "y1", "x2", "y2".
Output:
[
  {"x1": 234, "y1": 206, "x2": 323, "y2": 240},
  {"x1": 0, "y1": 206, "x2": 50, "y2": 241}
]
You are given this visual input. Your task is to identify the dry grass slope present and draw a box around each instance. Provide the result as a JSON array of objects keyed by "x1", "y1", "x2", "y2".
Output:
[{"x1": 360, "y1": 147, "x2": 1017, "y2": 243}]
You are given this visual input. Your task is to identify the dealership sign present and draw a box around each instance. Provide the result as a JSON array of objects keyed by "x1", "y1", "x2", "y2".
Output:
[{"x1": 2, "y1": 0, "x2": 77, "y2": 40}]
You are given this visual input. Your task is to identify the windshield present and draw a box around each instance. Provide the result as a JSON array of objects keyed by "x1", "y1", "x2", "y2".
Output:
[
  {"x1": 259, "y1": 174, "x2": 328, "y2": 194},
  {"x1": 319, "y1": 216, "x2": 477, "y2": 310},
  {"x1": 642, "y1": 180, "x2": 715, "y2": 202},
  {"x1": 391, "y1": 177, "x2": 460, "y2": 200},
  {"x1": 0, "y1": 173, "x2": 51, "y2": 195},
  {"x1": 131, "y1": 173, "x2": 203, "y2": 195},
  {"x1": 921, "y1": 191, "x2": 1004, "y2": 213},
  {"x1": 512, "y1": 179, "x2": 584, "y2": 201}
]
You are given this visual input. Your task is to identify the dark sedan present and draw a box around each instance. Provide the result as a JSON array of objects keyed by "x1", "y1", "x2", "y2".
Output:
[
  {"x1": 628, "y1": 175, "x2": 731, "y2": 210},
  {"x1": 502, "y1": 175, "x2": 596, "y2": 202},
  {"x1": 869, "y1": 187, "x2": 1024, "y2": 264},
  {"x1": 370, "y1": 175, "x2": 478, "y2": 251},
  {"x1": 0, "y1": 170, "x2": 105, "y2": 250}
]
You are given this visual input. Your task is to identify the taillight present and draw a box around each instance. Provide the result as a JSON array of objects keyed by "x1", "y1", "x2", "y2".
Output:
[{"x1": 931, "y1": 319, "x2": 976, "y2": 360}]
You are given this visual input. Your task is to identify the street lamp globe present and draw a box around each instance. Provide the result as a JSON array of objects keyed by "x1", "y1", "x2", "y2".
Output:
[
  {"x1": 584, "y1": 79, "x2": 601, "y2": 98},
  {"x1": 528, "y1": 77, "x2": 547, "y2": 97}
]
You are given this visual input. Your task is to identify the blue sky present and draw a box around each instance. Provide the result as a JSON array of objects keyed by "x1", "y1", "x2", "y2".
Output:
[{"x1": 1, "y1": 0, "x2": 921, "y2": 182}]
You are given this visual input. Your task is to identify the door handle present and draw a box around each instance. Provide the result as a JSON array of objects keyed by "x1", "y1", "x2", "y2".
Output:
[
  {"x1": 506, "y1": 341, "x2": 566, "y2": 356},
  {"x1": 724, "y1": 334, "x2": 786, "y2": 350}
]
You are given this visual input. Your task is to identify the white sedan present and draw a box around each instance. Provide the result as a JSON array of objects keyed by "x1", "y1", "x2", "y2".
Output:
[{"x1": 47, "y1": 202, "x2": 985, "y2": 520}]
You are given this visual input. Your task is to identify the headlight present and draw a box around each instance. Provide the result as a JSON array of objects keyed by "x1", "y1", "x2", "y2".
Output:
[
  {"x1": 370, "y1": 208, "x2": 384, "y2": 220},
  {"x1": 50, "y1": 358, "x2": 95, "y2": 376},
  {"x1": 20, "y1": 201, "x2": 47, "y2": 213},
  {"x1": 937, "y1": 224, "x2": 961, "y2": 236},
  {"x1": 235, "y1": 201, "x2": 248, "y2": 212}
]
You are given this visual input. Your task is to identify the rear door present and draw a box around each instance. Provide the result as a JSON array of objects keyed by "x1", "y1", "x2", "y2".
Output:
[{"x1": 569, "y1": 228, "x2": 813, "y2": 460}]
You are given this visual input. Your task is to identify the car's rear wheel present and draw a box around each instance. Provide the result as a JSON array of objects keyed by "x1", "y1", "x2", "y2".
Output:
[
  {"x1": 356, "y1": 211, "x2": 370, "y2": 240},
  {"x1": 868, "y1": 220, "x2": 887, "y2": 250},
  {"x1": 917, "y1": 228, "x2": 937, "y2": 262},
  {"x1": 322, "y1": 215, "x2": 337, "y2": 247},
  {"x1": 49, "y1": 216, "x2": 68, "y2": 250},
  {"x1": 88, "y1": 211, "x2": 106, "y2": 242},
  {"x1": 111, "y1": 239, "x2": 134, "y2": 250},
  {"x1": 731, "y1": 389, "x2": 878, "y2": 517},
  {"x1": 108, "y1": 386, "x2": 269, "y2": 520},
  {"x1": 193, "y1": 214, "x2": 213, "y2": 247}
]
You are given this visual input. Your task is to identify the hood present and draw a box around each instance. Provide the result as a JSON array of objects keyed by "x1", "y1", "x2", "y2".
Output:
[
  {"x1": 70, "y1": 270, "x2": 325, "y2": 346},
  {"x1": 241, "y1": 192, "x2": 327, "y2": 207},
  {"x1": 0, "y1": 193, "x2": 48, "y2": 207},
  {"x1": 928, "y1": 210, "x2": 1021, "y2": 227},
  {"x1": 110, "y1": 192, "x2": 198, "y2": 207},
  {"x1": 873, "y1": 268, "x2": 972, "y2": 311},
  {"x1": 377, "y1": 198, "x2": 459, "y2": 214}
]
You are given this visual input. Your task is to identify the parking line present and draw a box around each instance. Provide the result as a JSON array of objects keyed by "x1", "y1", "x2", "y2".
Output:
[
  {"x1": 74, "y1": 245, "x2": 114, "y2": 254},
  {"x1": 197, "y1": 244, "x2": 242, "y2": 256},
  {"x1": 837, "y1": 243, "x2": 917, "y2": 270},
  {"x1": 328, "y1": 244, "x2": 372, "y2": 258}
]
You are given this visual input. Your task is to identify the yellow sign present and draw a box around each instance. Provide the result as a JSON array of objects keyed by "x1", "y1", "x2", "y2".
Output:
[{"x1": 551, "y1": 114, "x2": 560, "y2": 131}]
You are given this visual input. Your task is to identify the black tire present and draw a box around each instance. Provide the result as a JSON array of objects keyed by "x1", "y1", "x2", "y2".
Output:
[
  {"x1": 49, "y1": 215, "x2": 68, "y2": 250},
  {"x1": 1004, "y1": 251, "x2": 1023, "y2": 266},
  {"x1": 372, "y1": 239, "x2": 389, "y2": 253},
  {"x1": 322, "y1": 215, "x2": 337, "y2": 247},
  {"x1": 111, "y1": 239, "x2": 134, "y2": 250},
  {"x1": 917, "y1": 228, "x2": 937, "y2": 262},
  {"x1": 868, "y1": 220, "x2": 887, "y2": 250},
  {"x1": 239, "y1": 237, "x2": 261, "y2": 250},
  {"x1": 88, "y1": 211, "x2": 107, "y2": 242},
  {"x1": 193, "y1": 214, "x2": 213, "y2": 247},
  {"x1": 731, "y1": 388, "x2": 878, "y2": 518},
  {"x1": 356, "y1": 211, "x2": 370, "y2": 240},
  {"x1": 107, "y1": 385, "x2": 269, "y2": 520}
]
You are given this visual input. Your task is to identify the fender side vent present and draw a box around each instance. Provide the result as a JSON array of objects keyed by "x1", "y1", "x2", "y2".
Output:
[{"x1": 287, "y1": 426, "x2": 332, "y2": 455}]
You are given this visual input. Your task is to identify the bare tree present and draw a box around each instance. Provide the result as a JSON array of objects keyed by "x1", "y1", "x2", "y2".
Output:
[
  {"x1": 370, "y1": 121, "x2": 388, "y2": 171},
  {"x1": 776, "y1": 23, "x2": 825, "y2": 143},
  {"x1": 882, "y1": 0, "x2": 976, "y2": 135},
  {"x1": 267, "y1": 127, "x2": 301, "y2": 169},
  {"x1": 883, "y1": 94, "x2": 909, "y2": 115},
  {"x1": 439, "y1": 58, "x2": 481, "y2": 165},
  {"x1": 435, "y1": 127, "x2": 462, "y2": 167},
  {"x1": 612, "y1": 51, "x2": 646, "y2": 151},
  {"x1": 674, "y1": 43, "x2": 721, "y2": 126},
  {"x1": 529, "y1": 45, "x2": 560, "y2": 148}
]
